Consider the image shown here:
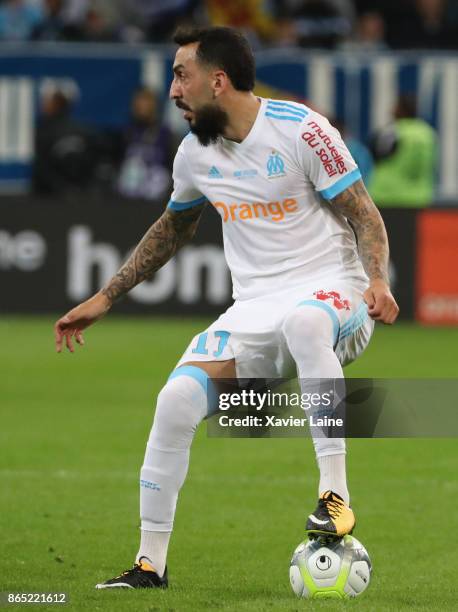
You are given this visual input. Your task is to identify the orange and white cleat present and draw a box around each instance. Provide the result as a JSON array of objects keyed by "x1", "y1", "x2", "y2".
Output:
[{"x1": 305, "y1": 490, "x2": 355, "y2": 542}]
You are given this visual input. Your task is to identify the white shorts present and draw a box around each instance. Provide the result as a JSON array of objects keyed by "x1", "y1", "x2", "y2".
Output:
[{"x1": 175, "y1": 279, "x2": 374, "y2": 379}]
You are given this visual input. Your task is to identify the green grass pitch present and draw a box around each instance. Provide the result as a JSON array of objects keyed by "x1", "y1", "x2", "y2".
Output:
[{"x1": 1, "y1": 317, "x2": 457, "y2": 611}]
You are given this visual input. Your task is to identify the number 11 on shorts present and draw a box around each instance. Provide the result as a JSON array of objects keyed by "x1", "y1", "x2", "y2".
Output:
[{"x1": 191, "y1": 331, "x2": 231, "y2": 358}]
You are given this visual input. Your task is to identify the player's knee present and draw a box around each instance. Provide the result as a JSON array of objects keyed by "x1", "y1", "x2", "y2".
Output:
[
  {"x1": 149, "y1": 375, "x2": 207, "y2": 448},
  {"x1": 282, "y1": 306, "x2": 335, "y2": 354}
]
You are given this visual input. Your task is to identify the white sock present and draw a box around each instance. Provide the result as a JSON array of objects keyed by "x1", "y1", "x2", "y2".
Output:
[
  {"x1": 136, "y1": 530, "x2": 170, "y2": 577},
  {"x1": 138, "y1": 369, "x2": 209, "y2": 575},
  {"x1": 318, "y1": 453, "x2": 349, "y2": 505},
  {"x1": 282, "y1": 305, "x2": 350, "y2": 505}
]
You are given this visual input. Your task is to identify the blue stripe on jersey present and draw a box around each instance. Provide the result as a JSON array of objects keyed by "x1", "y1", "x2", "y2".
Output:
[
  {"x1": 266, "y1": 107, "x2": 307, "y2": 119},
  {"x1": 266, "y1": 105, "x2": 306, "y2": 119},
  {"x1": 265, "y1": 112, "x2": 303, "y2": 123},
  {"x1": 319, "y1": 168, "x2": 362, "y2": 200},
  {"x1": 266, "y1": 103, "x2": 307, "y2": 118},
  {"x1": 167, "y1": 195, "x2": 207, "y2": 211},
  {"x1": 267, "y1": 100, "x2": 309, "y2": 117}
]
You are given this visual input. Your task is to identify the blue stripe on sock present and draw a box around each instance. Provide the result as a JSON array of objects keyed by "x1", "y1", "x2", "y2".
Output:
[{"x1": 167, "y1": 365, "x2": 218, "y2": 415}]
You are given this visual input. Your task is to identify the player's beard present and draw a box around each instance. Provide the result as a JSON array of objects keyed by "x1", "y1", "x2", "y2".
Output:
[{"x1": 189, "y1": 103, "x2": 229, "y2": 147}]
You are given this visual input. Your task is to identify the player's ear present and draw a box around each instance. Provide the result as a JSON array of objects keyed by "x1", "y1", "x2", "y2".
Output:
[{"x1": 212, "y1": 70, "x2": 228, "y2": 97}]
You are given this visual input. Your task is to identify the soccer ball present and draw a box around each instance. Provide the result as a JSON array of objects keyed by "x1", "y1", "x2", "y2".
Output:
[{"x1": 289, "y1": 535, "x2": 372, "y2": 599}]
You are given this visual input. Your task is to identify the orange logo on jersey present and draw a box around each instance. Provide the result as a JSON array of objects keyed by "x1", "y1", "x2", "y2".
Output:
[
  {"x1": 213, "y1": 198, "x2": 298, "y2": 223},
  {"x1": 314, "y1": 290, "x2": 351, "y2": 311}
]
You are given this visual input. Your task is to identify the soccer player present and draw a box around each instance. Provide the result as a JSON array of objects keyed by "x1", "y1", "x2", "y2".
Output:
[{"x1": 54, "y1": 26, "x2": 399, "y2": 590}]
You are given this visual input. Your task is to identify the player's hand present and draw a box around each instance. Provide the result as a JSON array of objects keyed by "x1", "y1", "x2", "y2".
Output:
[
  {"x1": 54, "y1": 292, "x2": 112, "y2": 353},
  {"x1": 363, "y1": 279, "x2": 399, "y2": 324}
]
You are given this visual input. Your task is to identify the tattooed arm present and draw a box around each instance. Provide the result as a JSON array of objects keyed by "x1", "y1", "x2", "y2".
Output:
[
  {"x1": 54, "y1": 204, "x2": 206, "y2": 352},
  {"x1": 331, "y1": 179, "x2": 399, "y2": 324},
  {"x1": 102, "y1": 205, "x2": 205, "y2": 302}
]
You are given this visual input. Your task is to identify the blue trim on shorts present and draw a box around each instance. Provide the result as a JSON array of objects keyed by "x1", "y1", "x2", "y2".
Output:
[
  {"x1": 339, "y1": 302, "x2": 368, "y2": 341},
  {"x1": 297, "y1": 299, "x2": 340, "y2": 348},
  {"x1": 319, "y1": 169, "x2": 362, "y2": 200},
  {"x1": 167, "y1": 365, "x2": 217, "y2": 415}
]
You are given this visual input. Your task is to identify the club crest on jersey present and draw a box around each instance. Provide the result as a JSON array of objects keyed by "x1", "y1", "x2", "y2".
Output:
[
  {"x1": 314, "y1": 290, "x2": 351, "y2": 311},
  {"x1": 267, "y1": 150, "x2": 286, "y2": 179}
]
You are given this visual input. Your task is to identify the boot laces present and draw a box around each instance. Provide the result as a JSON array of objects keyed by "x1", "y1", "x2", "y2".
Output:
[{"x1": 321, "y1": 495, "x2": 344, "y2": 519}]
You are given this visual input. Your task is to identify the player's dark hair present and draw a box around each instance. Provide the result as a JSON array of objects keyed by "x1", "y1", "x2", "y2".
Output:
[{"x1": 173, "y1": 26, "x2": 256, "y2": 92}]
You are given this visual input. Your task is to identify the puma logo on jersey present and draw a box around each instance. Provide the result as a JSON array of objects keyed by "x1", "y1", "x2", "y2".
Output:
[{"x1": 212, "y1": 198, "x2": 298, "y2": 223}]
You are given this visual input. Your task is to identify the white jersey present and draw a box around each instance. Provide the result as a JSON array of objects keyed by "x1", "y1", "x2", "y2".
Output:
[{"x1": 168, "y1": 97, "x2": 367, "y2": 300}]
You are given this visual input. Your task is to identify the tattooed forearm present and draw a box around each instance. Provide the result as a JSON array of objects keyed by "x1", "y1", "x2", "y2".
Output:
[
  {"x1": 331, "y1": 179, "x2": 389, "y2": 284},
  {"x1": 101, "y1": 203, "x2": 205, "y2": 302}
]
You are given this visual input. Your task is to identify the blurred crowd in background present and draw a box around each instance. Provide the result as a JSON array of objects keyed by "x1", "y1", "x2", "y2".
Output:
[
  {"x1": 1, "y1": 0, "x2": 457, "y2": 49},
  {"x1": 33, "y1": 85, "x2": 179, "y2": 201},
  {"x1": 32, "y1": 84, "x2": 438, "y2": 208},
  {"x1": 1, "y1": 0, "x2": 452, "y2": 206}
]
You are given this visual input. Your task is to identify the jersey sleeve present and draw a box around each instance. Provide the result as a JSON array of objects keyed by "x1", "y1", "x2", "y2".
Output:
[
  {"x1": 295, "y1": 111, "x2": 362, "y2": 200},
  {"x1": 167, "y1": 140, "x2": 207, "y2": 211}
]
